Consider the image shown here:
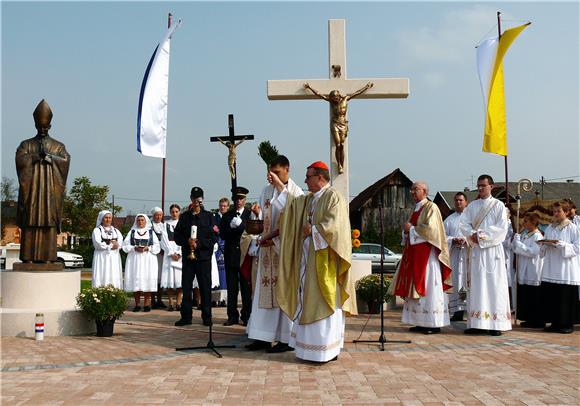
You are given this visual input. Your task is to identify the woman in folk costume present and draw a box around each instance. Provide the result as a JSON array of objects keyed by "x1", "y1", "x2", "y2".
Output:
[
  {"x1": 160, "y1": 204, "x2": 183, "y2": 311},
  {"x1": 512, "y1": 212, "x2": 544, "y2": 328},
  {"x1": 91, "y1": 210, "x2": 123, "y2": 289},
  {"x1": 123, "y1": 214, "x2": 161, "y2": 312},
  {"x1": 539, "y1": 201, "x2": 580, "y2": 334},
  {"x1": 150, "y1": 207, "x2": 167, "y2": 309}
]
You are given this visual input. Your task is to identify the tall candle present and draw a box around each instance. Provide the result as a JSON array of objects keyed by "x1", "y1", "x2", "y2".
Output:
[{"x1": 190, "y1": 225, "x2": 197, "y2": 239}]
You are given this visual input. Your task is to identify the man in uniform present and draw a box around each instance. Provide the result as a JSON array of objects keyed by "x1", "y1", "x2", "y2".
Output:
[
  {"x1": 220, "y1": 187, "x2": 252, "y2": 326},
  {"x1": 174, "y1": 187, "x2": 217, "y2": 327}
]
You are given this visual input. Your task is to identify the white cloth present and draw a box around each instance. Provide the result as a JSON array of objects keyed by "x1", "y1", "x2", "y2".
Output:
[
  {"x1": 91, "y1": 226, "x2": 123, "y2": 289},
  {"x1": 512, "y1": 230, "x2": 543, "y2": 286},
  {"x1": 460, "y1": 197, "x2": 512, "y2": 331},
  {"x1": 503, "y1": 221, "x2": 515, "y2": 288},
  {"x1": 444, "y1": 212, "x2": 468, "y2": 312},
  {"x1": 160, "y1": 219, "x2": 182, "y2": 289},
  {"x1": 123, "y1": 215, "x2": 161, "y2": 292},
  {"x1": 247, "y1": 179, "x2": 304, "y2": 343},
  {"x1": 540, "y1": 222, "x2": 580, "y2": 286},
  {"x1": 210, "y1": 243, "x2": 220, "y2": 288}
]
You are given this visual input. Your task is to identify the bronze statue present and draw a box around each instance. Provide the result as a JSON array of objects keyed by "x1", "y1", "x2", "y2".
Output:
[
  {"x1": 15, "y1": 100, "x2": 70, "y2": 263},
  {"x1": 304, "y1": 82, "x2": 373, "y2": 173},
  {"x1": 218, "y1": 138, "x2": 246, "y2": 180}
]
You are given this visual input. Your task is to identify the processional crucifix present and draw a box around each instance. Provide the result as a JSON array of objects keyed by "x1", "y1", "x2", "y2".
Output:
[
  {"x1": 267, "y1": 19, "x2": 410, "y2": 199},
  {"x1": 210, "y1": 114, "x2": 254, "y2": 197}
]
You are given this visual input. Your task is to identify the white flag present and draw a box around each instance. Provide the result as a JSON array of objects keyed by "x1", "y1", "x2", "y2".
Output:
[{"x1": 137, "y1": 21, "x2": 180, "y2": 158}]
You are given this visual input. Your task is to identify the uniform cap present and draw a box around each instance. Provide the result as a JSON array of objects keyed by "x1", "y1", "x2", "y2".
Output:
[
  {"x1": 232, "y1": 186, "x2": 249, "y2": 199},
  {"x1": 190, "y1": 187, "x2": 204, "y2": 199}
]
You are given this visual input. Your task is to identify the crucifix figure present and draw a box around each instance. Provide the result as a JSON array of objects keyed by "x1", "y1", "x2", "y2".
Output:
[
  {"x1": 267, "y1": 19, "x2": 410, "y2": 199},
  {"x1": 210, "y1": 114, "x2": 254, "y2": 196},
  {"x1": 304, "y1": 81, "x2": 373, "y2": 173}
]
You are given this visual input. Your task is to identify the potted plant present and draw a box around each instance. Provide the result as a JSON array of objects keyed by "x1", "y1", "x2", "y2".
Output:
[
  {"x1": 76, "y1": 284, "x2": 128, "y2": 337},
  {"x1": 355, "y1": 274, "x2": 392, "y2": 314}
]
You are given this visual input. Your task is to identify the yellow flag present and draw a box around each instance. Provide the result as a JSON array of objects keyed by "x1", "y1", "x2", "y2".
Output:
[{"x1": 477, "y1": 23, "x2": 530, "y2": 156}]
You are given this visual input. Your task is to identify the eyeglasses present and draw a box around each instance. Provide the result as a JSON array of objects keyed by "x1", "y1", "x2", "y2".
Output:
[{"x1": 305, "y1": 174, "x2": 318, "y2": 180}]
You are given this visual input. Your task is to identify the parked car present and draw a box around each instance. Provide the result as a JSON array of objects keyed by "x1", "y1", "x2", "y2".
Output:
[
  {"x1": 57, "y1": 251, "x2": 84, "y2": 268},
  {"x1": 352, "y1": 243, "x2": 402, "y2": 272}
]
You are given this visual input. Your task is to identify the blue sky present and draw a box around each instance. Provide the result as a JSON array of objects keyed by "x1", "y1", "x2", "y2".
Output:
[{"x1": 2, "y1": 1, "x2": 578, "y2": 215}]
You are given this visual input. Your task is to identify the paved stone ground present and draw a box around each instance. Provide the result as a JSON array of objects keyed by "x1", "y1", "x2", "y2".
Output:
[{"x1": 1, "y1": 304, "x2": 579, "y2": 405}]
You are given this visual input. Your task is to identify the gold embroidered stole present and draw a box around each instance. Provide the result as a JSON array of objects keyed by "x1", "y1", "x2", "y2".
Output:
[{"x1": 259, "y1": 187, "x2": 280, "y2": 309}]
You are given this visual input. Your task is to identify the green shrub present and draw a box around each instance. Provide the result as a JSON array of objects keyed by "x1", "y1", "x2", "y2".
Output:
[
  {"x1": 76, "y1": 284, "x2": 128, "y2": 321},
  {"x1": 355, "y1": 274, "x2": 392, "y2": 303}
]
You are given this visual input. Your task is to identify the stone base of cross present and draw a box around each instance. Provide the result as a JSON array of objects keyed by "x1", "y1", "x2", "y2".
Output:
[{"x1": 267, "y1": 19, "x2": 409, "y2": 201}]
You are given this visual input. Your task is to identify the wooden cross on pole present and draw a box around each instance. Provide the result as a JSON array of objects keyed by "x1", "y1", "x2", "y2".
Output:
[
  {"x1": 210, "y1": 114, "x2": 254, "y2": 197},
  {"x1": 267, "y1": 19, "x2": 410, "y2": 200}
]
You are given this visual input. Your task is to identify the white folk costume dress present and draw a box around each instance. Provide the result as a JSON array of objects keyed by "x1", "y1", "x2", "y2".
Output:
[
  {"x1": 459, "y1": 196, "x2": 511, "y2": 331},
  {"x1": 540, "y1": 220, "x2": 580, "y2": 327},
  {"x1": 91, "y1": 210, "x2": 123, "y2": 289},
  {"x1": 512, "y1": 229, "x2": 543, "y2": 323},
  {"x1": 444, "y1": 211, "x2": 468, "y2": 313},
  {"x1": 160, "y1": 219, "x2": 182, "y2": 289},
  {"x1": 246, "y1": 179, "x2": 304, "y2": 344},
  {"x1": 123, "y1": 215, "x2": 161, "y2": 292},
  {"x1": 275, "y1": 184, "x2": 357, "y2": 362},
  {"x1": 394, "y1": 199, "x2": 452, "y2": 328}
]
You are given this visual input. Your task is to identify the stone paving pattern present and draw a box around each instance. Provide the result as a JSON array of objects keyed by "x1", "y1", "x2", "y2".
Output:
[{"x1": 1, "y1": 305, "x2": 579, "y2": 405}]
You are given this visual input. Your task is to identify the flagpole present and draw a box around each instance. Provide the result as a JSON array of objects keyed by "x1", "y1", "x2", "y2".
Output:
[
  {"x1": 161, "y1": 13, "x2": 172, "y2": 213},
  {"x1": 497, "y1": 11, "x2": 510, "y2": 206}
]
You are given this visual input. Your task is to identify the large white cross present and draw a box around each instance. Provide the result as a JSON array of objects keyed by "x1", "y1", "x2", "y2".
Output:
[{"x1": 267, "y1": 19, "x2": 409, "y2": 200}]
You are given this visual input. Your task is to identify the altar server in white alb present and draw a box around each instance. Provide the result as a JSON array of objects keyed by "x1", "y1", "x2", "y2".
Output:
[
  {"x1": 459, "y1": 174, "x2": 511, "y2": 336},
  {"x1": 443, "y1": 192, "x2": 469, "y2": 321},
  {"x1": 512, "y1": 212, "x2": 544, "y2": 328},
  {"x1": 123, "y1": 214, "x2": 161, "y2": 312},
  {"x1": 160, "y1": 204, "x2": 183, "y2": 312},
  {"x1": 92, "y1": 210, "x2": 123, "y2": 289},
  {"x1": 245, "y1": 155, "x2": 304, "y2": 352},
  {"x1": 539, "y1": 201, "x2": 580, "y2": 334}
]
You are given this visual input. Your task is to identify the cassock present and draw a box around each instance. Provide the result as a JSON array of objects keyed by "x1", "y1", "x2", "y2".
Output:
[
  {"x1": 16, "y1": 134, "x2": 70, "y2": 262},
  {"x1": 247, "y1": 179, "x2": 304, "y2": 344},
  {"x1": 394, "y1": 199, "x2": 452, "y2": 328},
  {"x1": 275, "y1": 184, "x2": 357, "y2": 362},
  {"x1": 123, "y1": 215, "x2": 161, "y2": 293},
  {"x1": 160, "y1": 219, "x2": 182, "y2": 289},
  {"x1": 92, "y1": 211, "x2": 123, "y2": 289},
  {"x1": 444, "y1": 211, "x2": 468, "y2": 314},
  {"x1": 539, "y1": 221, "x2": 580, "y2": 328},
  {"x1": 459, "y1": 196, "x2": 511, "y2": 331},
  {"x1": 512, "y1": 229, "x2": 543, "y2": 324}
]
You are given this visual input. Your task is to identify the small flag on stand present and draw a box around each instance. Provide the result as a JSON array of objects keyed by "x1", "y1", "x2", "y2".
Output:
[
  {"x1": 137, "y1": 20, "x2": 181, "y2": 158},
  {"x1": 476, "y1": 23, "x2": 529, "y2": 156}
]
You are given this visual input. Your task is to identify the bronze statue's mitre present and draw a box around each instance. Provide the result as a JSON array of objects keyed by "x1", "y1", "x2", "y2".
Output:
[{"x1": 33, "y1": 99, "x2": 53, "y2": 126}]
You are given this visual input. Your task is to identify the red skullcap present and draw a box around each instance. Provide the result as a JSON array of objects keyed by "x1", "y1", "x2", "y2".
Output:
[{"x1": 308, "y1": 161, "x2": 329, "y2": 171}]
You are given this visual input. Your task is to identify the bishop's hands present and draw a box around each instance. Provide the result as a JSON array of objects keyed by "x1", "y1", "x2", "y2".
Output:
[{"x1": 403, "y1": 222, "x2": 412, "y2": 234}]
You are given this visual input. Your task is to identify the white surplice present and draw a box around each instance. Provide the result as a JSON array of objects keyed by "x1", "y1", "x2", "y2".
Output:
[
  {"x1": 444, "y1": 212, "x2": 468, "y2": 313},
  {"x1": 540, "y1": 222, "x2": 580, "y2": 286},
  {"x1": 247, "y1": 179, "x2": 304, "y2": 343},
  {"x1": 275, "y1": 184, "x2": 344, "y2": 362},
  {"x1": 512, "y1": 230, "x2": 543, "y2": 286},
  {"x1": 92, "y1": 226, "x2": 124, "y2": 289},
  {"x1": 401, "y1": 200, "x2": 450, "y2": 328},
  {"x1": 459, "y1": 196, "x2": 512, "y2": 331}
]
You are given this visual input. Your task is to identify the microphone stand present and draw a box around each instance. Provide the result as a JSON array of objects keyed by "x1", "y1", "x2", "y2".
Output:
[
  {"x1": 176, "y1": 322, "x2": 235, "y2": 358},
  {"x1": 353, "y1": 197, "x2": 411, "y2": 350}
]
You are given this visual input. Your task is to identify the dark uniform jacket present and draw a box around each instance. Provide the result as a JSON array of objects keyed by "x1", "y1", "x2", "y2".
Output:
[
  {"x1": 219, "y1": 208, "x2": 251, "y2": 268},
  {"x1": 174, "y1": 207, "x2": 217, "y2": 262}
]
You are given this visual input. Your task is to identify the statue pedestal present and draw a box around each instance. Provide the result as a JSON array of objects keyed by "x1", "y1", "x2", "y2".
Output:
[{"x1": 0, "y1": 268, "x2": 94, "y2": 337}]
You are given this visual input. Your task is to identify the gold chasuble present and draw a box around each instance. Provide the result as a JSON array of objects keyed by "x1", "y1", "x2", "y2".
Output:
[{"x1": 276, "y1": 186, "x2": 357, "y2": 325}]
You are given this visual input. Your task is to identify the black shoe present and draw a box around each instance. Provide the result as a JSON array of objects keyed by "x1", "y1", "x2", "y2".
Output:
[
  {"x1": 245, "y1": 340, "x2": 270, "y2": 351},
  {"x1": 223, "y1": 320, "x2": 238, "y2": 326},
  {"x1": 133, "y1": 305, "x2": 142, "y2": 312},
  {"x1": 211, "y1": 301, "x2": 218, "y2": 307},
  {"x1": 240, "y1": 320, "x2": 248, "y2": 327},
  {"x1": 174, "y1": 319, "x2": 192, "y2": 326},
  {"x1": 464, "y1": 328, "x2": 488, "y2": 335},
  {"x1": 143, "y1": 306, "x2": 151, "y2": 312},
  {"x1": 266, "y1": 342, "x2": 293, "y2": 353},
  {"x1": 409, "y1": 326, "x2": 426, "y2": 332},
  {"x1": 175, "y1": 304, "x2": 181, "y2": 311},
  {"x1": 450, "y1": 311, "x2": 464, "y2": 322},
  {"x1": 196, "y1": 305, "x2": 202, "y2": 311},
  {"x1": 167, "y1": 305, "x2": 174, "y2": 312},
  {"x1": 157, "y1": 301, "x2": 167, "y2": 309},
  {"x1": 219, "y1": 300, "x2": 226, "y2": 307},
  {"x1": 151, "y1": 302, "x2": 161, "y2": 309},
  {"x1": 489, "y1": 330, "x2": 502, "y2": 336},
  {"x1": 203, "y1": 320, "x2": 213, "y2": 327},
  {"x1": 423, "y1": 328, "x2": 441, "y2": 335}
]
